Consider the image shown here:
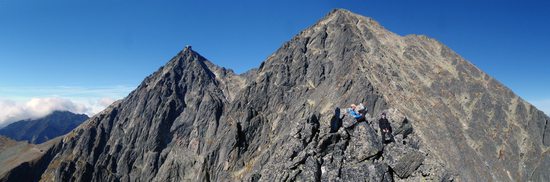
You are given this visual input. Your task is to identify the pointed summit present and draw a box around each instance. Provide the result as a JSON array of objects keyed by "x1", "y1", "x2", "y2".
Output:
[
  {"x1": 327, "y1": 8, "x2": 353, "y2": 17},
  {"x1": 140, "y1": 45, "x2": 214, "y2": 90},
  {"x1": 314, "y1": 8, "x2": 386, "y2": 33},
  {"x1": 325, "y1": 8, "x2": 361, "y2": 19}
]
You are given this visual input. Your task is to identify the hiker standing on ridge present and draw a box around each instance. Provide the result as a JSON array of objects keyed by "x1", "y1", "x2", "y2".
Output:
[{"x1": 378, "y1": 113, "x2": 393, "y2": 143}]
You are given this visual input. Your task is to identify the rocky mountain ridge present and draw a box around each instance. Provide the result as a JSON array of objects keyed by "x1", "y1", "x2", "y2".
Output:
[{"x1": 2, "y1": 9, "x2": 549, "y2": 182}]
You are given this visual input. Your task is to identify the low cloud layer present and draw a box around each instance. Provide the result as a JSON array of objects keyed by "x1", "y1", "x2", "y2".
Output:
[
  {"x1": 0, "y1": 85, "x2": 133, "y2": 127},
  {"x1": 98, "y1": 97, "x2": 116, "y2": 108},
  {"x1": 0, "y1": 97, "x2": 117, "y2": 127}
]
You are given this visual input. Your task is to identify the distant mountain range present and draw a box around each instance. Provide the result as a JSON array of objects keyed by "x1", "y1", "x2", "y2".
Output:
[{"x1": 0, "y1": 111, "x2": 88, "y2": 144}]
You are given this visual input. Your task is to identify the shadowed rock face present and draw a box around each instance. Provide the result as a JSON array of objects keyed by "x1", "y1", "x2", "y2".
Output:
[{"x1": 3, "y1": 9, "x2": 548, "y2": 182}]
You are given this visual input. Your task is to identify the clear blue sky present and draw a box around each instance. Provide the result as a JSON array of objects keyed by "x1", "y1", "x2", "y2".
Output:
[{"x1": 0, "y1": 0, "x2": 549, "y2": 113}]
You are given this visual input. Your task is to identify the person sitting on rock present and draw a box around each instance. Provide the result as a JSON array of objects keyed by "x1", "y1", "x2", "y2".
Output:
[
  {"x1": 347, "y1": 104, "x2": 367, "y2": 123},
  {"x1": 378, "y1": 113, "x2": 393, "y2": 143},
  {"x1": 357, "y1": 102, "x2": 367, "y2": 116}
]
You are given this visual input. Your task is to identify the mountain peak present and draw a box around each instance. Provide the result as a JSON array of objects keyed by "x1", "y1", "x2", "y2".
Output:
[
  {"x1": 49, "y1": 110, "x2": 87, "y2": 117},
  {"x1": 4, "y1": 9, "x2": 549, "y2": 182},
  {"x1": 327, "y1": 8, "x2": 362, "y2": 19},
  {"x1": 319, "y1": 8, "x2": 382, "y2": 29},
  {"x1": 177, "y1": 45, "x2": 201, "y2": 62},
  {"x1": 328, "y1": 8, "x2": 352, "y2": 16},
  {"x1": 179, "y1": 45, "x2": 195, "y2": 57},
  {"x1": 319, "y1": 8, "x2": 361, "y2": 24}
]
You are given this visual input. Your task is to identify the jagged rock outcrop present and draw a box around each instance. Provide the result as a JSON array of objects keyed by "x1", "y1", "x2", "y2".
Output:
[
  {"x1": 3, "y1": 9, "x2": 549, "y2": 182},
  {"x1": 0, "y1": 111, "x2": 88, "y2": 144}
]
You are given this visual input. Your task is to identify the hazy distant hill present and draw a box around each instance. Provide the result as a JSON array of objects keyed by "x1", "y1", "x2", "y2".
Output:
[{"x1": 0, "y1": 111, "x2": 88, "y2": 144}]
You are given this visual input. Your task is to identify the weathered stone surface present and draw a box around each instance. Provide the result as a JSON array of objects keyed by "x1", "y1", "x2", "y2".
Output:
[
  {"x1": 340, "y1": 162, "x2": 391, "y2": 182},
  {"x1": 531, "y1": 151, "x2": 550, "y2": 182},
  {"x1": 384, "y1": 142, "x2": 425, "y2": 178},
  {"x1": 3, "y1": 8, "x2": 549, "y2": 182},
  {"x1": 344, "y1": 121, "x2": 383, "y2": 162}
]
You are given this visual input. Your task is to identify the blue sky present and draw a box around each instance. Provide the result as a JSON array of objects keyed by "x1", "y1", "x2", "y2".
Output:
[{"x1": 0, "y1": 0, "x2": 549, "y2": 121}]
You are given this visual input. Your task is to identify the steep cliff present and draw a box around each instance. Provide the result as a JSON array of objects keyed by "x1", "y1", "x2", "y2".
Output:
[{"x1": 4, "y1": 9, "x2": 549, "y2": 182}]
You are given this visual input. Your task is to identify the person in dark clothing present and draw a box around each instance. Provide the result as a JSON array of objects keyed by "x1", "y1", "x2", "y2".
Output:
[
  {"x1": 357, "y1": 103, "x2": 367, "y2": 118},
  {"x1": 330, "y1": 107, "x2": 342, "y2": 133},
  {"x1": 378, "y1": 113, "x2": 393, "y2": 143}
]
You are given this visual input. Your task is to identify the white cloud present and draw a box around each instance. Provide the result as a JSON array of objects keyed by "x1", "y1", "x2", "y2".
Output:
[
  {"x1": 98, "y1": 97, "x2": 116, "y2": 107},
  {"x1": 0, "y1": 97, "x2": 125, "y2": 129},
  {"x1": 0, "y1": 97, "x2": 92, "y2": 127},
  {"x1": 26, "y1": 98, "x2": 89, "y2": 116},
  {"x1": 87, "y1": 97, "x2": 118, "y2": 114},
  {"x1": 530, "y1": 99, "x2": 550, "y2": 116},
  {"x1": 0, "y1": 85, "x2": 133, "y2": 127}
]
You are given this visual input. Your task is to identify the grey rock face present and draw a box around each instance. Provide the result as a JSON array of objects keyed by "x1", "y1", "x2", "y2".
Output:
[
  {"x1": 344, "y1": 122, "x2": 383, "y2": 162},
  {"x1": 3, "y1": 9, "x2": 549, "y2": 182},
  {"x1": 383, "y1": 142, "x2": 425, "y2": 178}
]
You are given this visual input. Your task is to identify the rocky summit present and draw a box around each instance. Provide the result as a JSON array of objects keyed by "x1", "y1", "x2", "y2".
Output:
[{"x1": 2, "y1": 9, "x2": 549, "y2": 182}]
